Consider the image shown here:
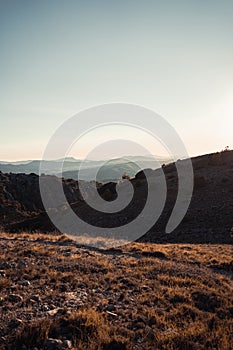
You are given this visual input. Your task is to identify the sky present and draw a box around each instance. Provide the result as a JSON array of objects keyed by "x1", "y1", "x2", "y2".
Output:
[{"x1": 1, "y1": 0, "x2": 233, "y2": 161}]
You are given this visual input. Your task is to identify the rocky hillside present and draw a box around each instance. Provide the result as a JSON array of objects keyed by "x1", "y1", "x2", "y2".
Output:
[
  {"x1": 1, "y1": 150, "x2": 233, "y2": 244},
  {"x1": 0, "y1": 173, "x2": 99, "y2": 227}
]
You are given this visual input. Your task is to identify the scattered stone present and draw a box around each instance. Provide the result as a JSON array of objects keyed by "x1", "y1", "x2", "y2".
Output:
[
  {"x1": 41, "y1": 304, "x2": 50, "y2": 312},
  {"x1": 29, "y1": 295, "x2": 41, "y2": 302},
  {"x1": 47, "y1": 308, "x2": 62, "y2": 316},
  {"x1": 105, "y1": 304, "x2": 116, "y2": 312},
  {"x1": 106, "y1": 310, "x2": 117, "y2": 317},
  {"x1": 18, "y1": 280, "x2": 30, "y2": 286},
  {"x1": 44, "y1": 338, "x2": 62, "y2": 350},
  {"x1": 141, "y1": 285, "x2": 150, "y2": 291},
  {"x1": 8, "y1": 294, "x2": 23, "y2": 303},
  {"x1": 61, "y1": 249, "x2": 72, "y2": 257},
  {"x1": 61, "y1": 340, "x2": 72, "y2": 349}
]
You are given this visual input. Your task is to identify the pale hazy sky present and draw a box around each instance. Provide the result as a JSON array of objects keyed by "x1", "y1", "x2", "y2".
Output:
[{"x1": 1, "y1": 0, "x2": 233, "y2": 161}]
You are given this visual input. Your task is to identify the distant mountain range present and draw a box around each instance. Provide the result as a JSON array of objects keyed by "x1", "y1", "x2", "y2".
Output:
[{"x1": 0, "y1": 156, "x2": 172, "y2": 182}]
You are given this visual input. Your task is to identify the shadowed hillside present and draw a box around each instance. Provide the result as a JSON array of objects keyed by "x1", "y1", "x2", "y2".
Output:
[{"x1": 0, "y1": 150, "x2": 233, "y2": 244}]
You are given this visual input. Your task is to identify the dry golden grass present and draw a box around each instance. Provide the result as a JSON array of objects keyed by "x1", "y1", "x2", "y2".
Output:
[{"x1": 0, "y1": 232, "x2": 232, "y2": 350}]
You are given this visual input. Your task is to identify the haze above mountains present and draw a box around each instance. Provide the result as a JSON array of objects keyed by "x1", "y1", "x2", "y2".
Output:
[{"x1": 0, "y1": 155, "x2": 171, "y2": 183}]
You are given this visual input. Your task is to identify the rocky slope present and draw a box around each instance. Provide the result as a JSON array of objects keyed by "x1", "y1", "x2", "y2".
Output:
[{"x1": 0, "y1": 173, "x2": 84, "y2": 227}]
